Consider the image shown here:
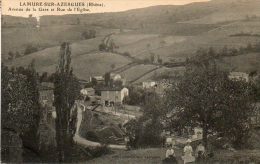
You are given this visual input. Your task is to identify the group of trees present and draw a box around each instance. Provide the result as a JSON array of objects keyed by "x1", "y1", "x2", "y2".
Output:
[
  {"x1": 125, "y1": 47, "x2": 258, "y2": 150},
  {"x1": 54, "y1": 42, "x2": 80, "y2": 162},
  {"x1": 24, "y1": 44, "x2": 39, "y2": 55},
  {"x1": 1, "y1": 61, "x2": 41, "y2": 162},
  {"x1": 81, "y1": 29, "x2": 96, "y2": 40},
  {"x1": 165, "y1": 52, "x2": 257, "y2": 148},
  {"x1": 104, "y1": 72, "x2": 123, "y2": 88},
  {"x1": 123, "y1": 86, "x2": 146, "y2": 106},
  {"x1": 201, "y1": 43, "x2": 260, "y2": 59},
  {"x1": 124, "y1": 90, "x2": 166, "y2": 148},
  {"x1": 7, "y1": 51, "x2": 21, "y2": 60},
  {"x1": 7, "y1": 44, "x2": 39, "y2": 61},
  {"x1": 2, "y1": 42, "x2": 81, "y2": 163}
]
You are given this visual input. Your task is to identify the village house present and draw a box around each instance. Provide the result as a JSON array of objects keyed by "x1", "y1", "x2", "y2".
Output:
[
  {"x1": 90, "y1": 75, "x2": 104, "y2": 84},
  {"x1": 142, "y1": 81, "x2": 157, "y2": 89},
  {"x1": 98, "y1": 87, "x2": 129, "y2": 106},
  {"x1": 111, "y1": 73, "x2": 126, "y2": 86},
  {"x1": 228, "y1": 72, "x2": 249, "y2": 82},
  {"x1": 80, "y1": 87, "x2": 95, "y2": 97}
]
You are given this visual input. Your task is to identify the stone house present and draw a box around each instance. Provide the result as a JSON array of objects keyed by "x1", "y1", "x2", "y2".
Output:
[
  {"x1": 228, "y1": 72, "x2": 249, "y2": 82},
  {"x1": 98, "y1": 87, "x2": 129, "y2": 106}
]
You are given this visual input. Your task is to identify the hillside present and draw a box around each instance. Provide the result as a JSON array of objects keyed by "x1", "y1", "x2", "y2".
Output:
[
  {"x1": 3, "y1": 0, "x2": 260, "y2": 82},
  {"x1": 1, "y1": 24, "x2": 121, "y2": 58},
  {"x1": 40, "y1": 0, "x2": 260, "y2": 27}
]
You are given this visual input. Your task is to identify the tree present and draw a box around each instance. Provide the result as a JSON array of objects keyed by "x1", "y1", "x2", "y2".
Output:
[
  {"x1": 15, "y1": 51, "x2": 21, "y2": 58},
  {"x1": 24, "y1": 44, "x2": 38, "y2": 55},
  {"x1": 104, "y1": 72, "x2": 111, "y2": 87},
  {"x1": 21, "y1": 59, "x2": 41, "y2": 153},
  {"x1": 99, "y1": 43, "x2": 106, "y2": 51},
  {"x1": 8, "y1": 51, "x2": 14, "y2": 60},
  {"x1": 91, "y1": 77, "x2": 97, "y2": 86},
  {"x1": 221, "y1": 46, "x2": 228, "y2": 56},
  {"x1": 158, "y1": 55, "x2": 163, "y2": 64},
  {"x1": 123, "y1": 86, "x2": 145, "y2": 106},
  {"x1": 1, "y1": 63, "x2": 41, "y2": 162},
  {"x1": 81, "y1": 29, "x2": 96, "y2": 40},
  {"x1": 54, "y1": 42, "x2": 80, "y2": 162},
  {"x1": 150, "y1": 52, "x2": 155, "y2": 63},
  {"x1": 166, "y1": 53, "x2": 255, "y2": 148},
  {"x1": 124, "y1": 91, "x2": 165, "y2": 148},
  {"x1": 110, "y1": 64, "x2": 116, "y2": 70},
  {"x1": 40, "y1": 72, "x2": 48, "y2": 82}
]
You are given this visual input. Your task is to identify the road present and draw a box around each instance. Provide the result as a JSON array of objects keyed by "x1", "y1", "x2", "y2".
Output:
[{"x1": 73, "y1": 102, "x2": 127, "y2": 150}]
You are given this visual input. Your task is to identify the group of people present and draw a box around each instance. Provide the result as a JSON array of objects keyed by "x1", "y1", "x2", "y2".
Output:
[{"x1": 163, "y1": 139, "x2": 206, "y2": 164}]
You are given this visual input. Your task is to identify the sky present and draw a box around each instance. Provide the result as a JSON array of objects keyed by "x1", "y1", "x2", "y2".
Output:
[{"x1": 2, "y1": 0, "x2": 210, "y2": 17}]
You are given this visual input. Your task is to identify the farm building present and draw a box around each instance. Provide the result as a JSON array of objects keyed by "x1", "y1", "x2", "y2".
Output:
[
  {"x1": 98, "y1": 87, "x2": 129, "y2": 106},
  {"x1": 142, "y1": 81, "x2": 157, "y2": 89},
  {"x1": 228, "y1": 72, "x2": 249, "y2": 82},
  {"x1": 80, "y1": 87, "x2": 95, "y2": 97},
  {"x1": 90, "y1": 76, "x2": 104, "y2": 84}
]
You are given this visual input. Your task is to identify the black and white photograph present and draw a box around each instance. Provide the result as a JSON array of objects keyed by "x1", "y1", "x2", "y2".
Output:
[{"x1": 1, "y1": 0, "x2": 260, "y2": 163}]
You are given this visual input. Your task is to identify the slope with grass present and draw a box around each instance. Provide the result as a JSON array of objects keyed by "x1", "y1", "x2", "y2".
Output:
[
  {"x1": 120, "y1": 64, "x2": 158, "y2": 83},
  {"x1": 221, "y1": 53, "x2": 260, "y2": 73},
  {"x1": 2, "y1": 24, "x2": 120, "y2": 59}
]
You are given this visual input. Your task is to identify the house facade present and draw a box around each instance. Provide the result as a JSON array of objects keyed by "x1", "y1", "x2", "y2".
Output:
[
  {"x1": 142, "y1": 81, "x2": 156, "y2": 89},
  {"x1": 80, "y1": 87, "x2": 95, "y2": 97},
  {"x1": 228, "y1": 72, "x2": 249, "y2": 82},
  {"x1": 100, "y1": 87, "x2": 129, "y2": 106}
]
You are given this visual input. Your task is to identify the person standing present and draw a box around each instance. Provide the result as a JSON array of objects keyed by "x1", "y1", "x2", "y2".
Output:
[
  {"x1": 165, "y1": 144, "x2": 175, "y2": 158},
  {"x1": 195, "y1": 142, "x2": 206, "y2": 162},
  {"x1": 163, "y1": 144, "x2": 177, "y2": 164},
  {"x1": 182, "y1": 139, "x2": 195, "y2": 164}
]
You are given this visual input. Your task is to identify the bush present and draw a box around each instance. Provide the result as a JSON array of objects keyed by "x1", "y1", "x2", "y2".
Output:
[
  {"x1": 90, "y1": 145, "x2": 111, "y2": 158},
  {"x1": 8, "y1": 51, "x2": 14, "y2": 60},
  {"x1": 81, "y1": 30, "x2": 96, "y2": 40},
  {"x1": 123, "y1": 86, "x2": 145, "y2": 106},
  {"x1": 24, "y1": 44, "x2": 38, "y2": 55},
  {"x1": 123, "y1": 52, "x2": 130, "y2": 57},
  {"x1": 125, "y1": 117, "x2": 164, "y2": 148},
  {"x1": 85, "y1": 131, "x2": 100, "y2": 142},
  {"x1": 99, "y1": 43, "x2": 106, "y2": 51}
]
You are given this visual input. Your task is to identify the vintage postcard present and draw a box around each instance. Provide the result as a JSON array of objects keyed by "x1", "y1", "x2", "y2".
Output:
[{"x1": 1, "y1": 0, "x2": 260, "y2": 163}]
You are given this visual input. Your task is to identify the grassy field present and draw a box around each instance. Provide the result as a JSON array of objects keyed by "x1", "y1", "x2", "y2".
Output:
[
  {"x1": 4, "y1": 2, "x2": 260, "y2": 83},
  {"x1": 112, "y1": 34, "x2": 159, "y2": 47},
  {"x1": 120, "y1": 64, "x2": 158, "y2": 83},
  {"x1": 38, "y1": 52, "x2": 131, "y2": 80},
  {"x1": 221, "y1": 53, "x2": 260, "y2": 73},
  {"x1": 116, "y1": 35, "x2": 187, "y2": 60},
  {"x1": 2, "y1": 25, "x2": 120, "y2": 58},
  {"x1": 134, "y1": 66, "x2": 185, "y2": 84}
]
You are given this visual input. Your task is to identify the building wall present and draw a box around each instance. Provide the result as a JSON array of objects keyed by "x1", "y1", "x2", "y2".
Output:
[
  {"x1": 228, "y1": 72, "x2": 249, "y2": 82},
  {"x1": 100, "y1": 88, "x2": 129, "y2": 105},
  {"x1": 143, "y1": 81, "x2": 156, "y2": 89},
  {"x1": 120, "y1": 88, "x2": 129, "y2": 101}
]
